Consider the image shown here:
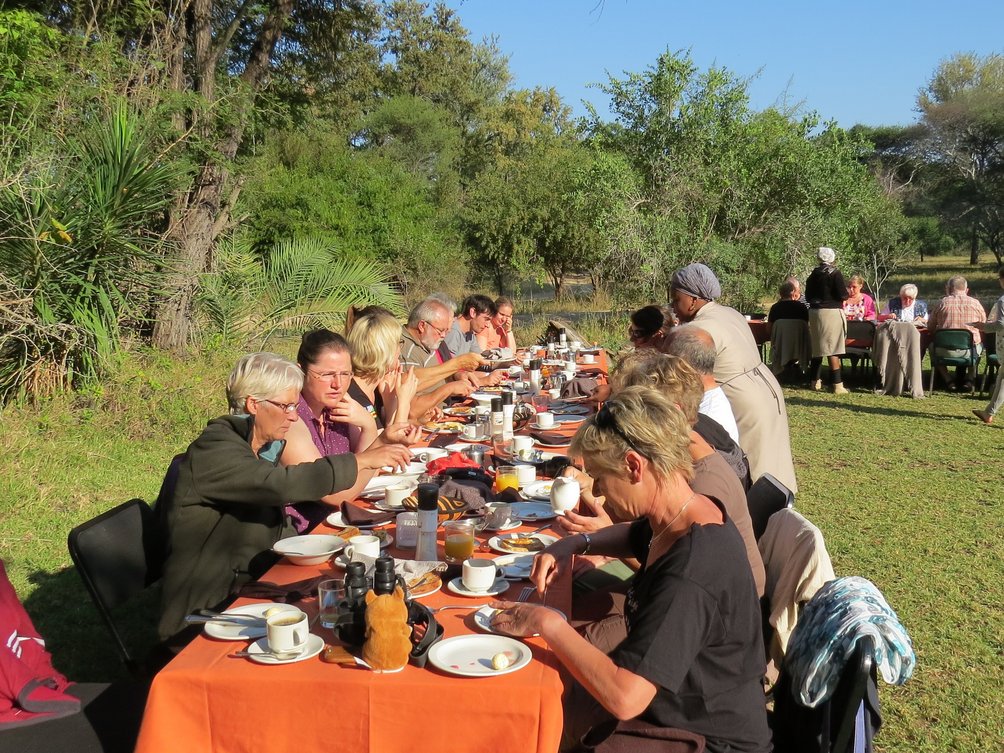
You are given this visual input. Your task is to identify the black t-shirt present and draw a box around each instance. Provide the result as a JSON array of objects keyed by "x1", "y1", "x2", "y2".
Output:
[
  {"x1": 610, "y1": 506, "x2": 771, "y2": 753},
  {"x1": 347, "y1": 380, "x2": 384, "y2": 430},
  {"x1": 767, "y1": 299, "x2": 810, "y2": 323}
]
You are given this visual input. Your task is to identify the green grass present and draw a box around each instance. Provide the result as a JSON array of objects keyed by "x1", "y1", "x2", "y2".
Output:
[{"x1": 1, "y1": 255, "x2": 1001, "y2": 751}]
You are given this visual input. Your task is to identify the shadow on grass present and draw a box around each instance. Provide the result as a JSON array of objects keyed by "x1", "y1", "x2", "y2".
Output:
[
  {"x1": 785, "y1": 394, "x2": 966, "y2": 421},
  {"x1": 22, "y1": 566, "x2": 160, "y2": 683}
]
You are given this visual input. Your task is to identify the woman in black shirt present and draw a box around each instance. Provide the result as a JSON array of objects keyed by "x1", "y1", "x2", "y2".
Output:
[
  {"x1": 804, "y1": 246, "x2": 850, "y2": 394},
  {"x1": 491, "y1": 386, "x2": 771, "y2": 753}
]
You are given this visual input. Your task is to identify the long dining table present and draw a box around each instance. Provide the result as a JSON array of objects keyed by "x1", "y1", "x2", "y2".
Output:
[{"x1": 133, "y1": 350, "x2": 608, "y2": 753}]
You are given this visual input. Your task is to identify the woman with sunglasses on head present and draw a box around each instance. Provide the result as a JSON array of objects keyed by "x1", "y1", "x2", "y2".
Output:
[
  {"x1": 490, "y1": 386, "x2": 770, "y2": 753},
  {"x1": 157, "y1": 353, "x2": 411, "y2": 639},
  {"x1": 279, "y1": 330, "x2": 417, "y2": 531},
  {"x1": 627, "y1": 304, "x2": 676, "y2": 350}
]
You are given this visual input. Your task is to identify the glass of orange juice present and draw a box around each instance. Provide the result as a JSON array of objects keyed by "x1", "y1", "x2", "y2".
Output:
[
  {"x1": 495, "y1": 465, "x2": 520, "y2": 494},
  {"x1": 442, "y1": 520, "x2": 475, "y2": 564}
]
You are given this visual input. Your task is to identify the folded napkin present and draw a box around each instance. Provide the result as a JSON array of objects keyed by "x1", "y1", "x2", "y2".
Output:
[
  {"x1": 341, "y1": 501, "x2": 396, "y2": 527},
  {"x1": 428, "y1": 433, "x2": 459, "y2": 449},
  {"x1": 496, "y1": 487, "x2": 523, "y2": 504},
  {"x1": 237, "y1": 575, "x2": 323, "y2": 602},
  {"x1": 530, "y1": 429, "x2": 573, "y2": 446},
  {"x1": 439, "y1": 479, "x2": 491, "y2": 513},
  {"x1": 426, "y1": 452, "x2": 480, "y2": 475},
  {"x1": 561, "y1": 376, "x2": 599, "y2": 399}
]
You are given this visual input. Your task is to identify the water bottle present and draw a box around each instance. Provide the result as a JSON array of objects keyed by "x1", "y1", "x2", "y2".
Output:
[{"x1": 415, "y1": 483, "x2": 440, "y2": 562}]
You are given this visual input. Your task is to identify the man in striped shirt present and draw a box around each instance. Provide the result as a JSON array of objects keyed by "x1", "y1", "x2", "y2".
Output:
[{"x1": 927, "y1": 275, "x2": 987, "y2": 390}]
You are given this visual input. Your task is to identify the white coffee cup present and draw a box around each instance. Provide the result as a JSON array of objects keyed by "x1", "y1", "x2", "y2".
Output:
[
  {"x1": 462, "y1": 423, "x2": 480, "y2": 440},
  {"x1": 515, "y1": 464, "x2": 537, "y2": 486},
  {"x1": 384, "y1": 484, "x2": 413, "y2": 508},
  {"x1": 570, "y1": 340, "x2": 582, "y2": 351},
  {"x1": 562, "y1": 369, "x2": 576, "y2": 381},
  {"x1": 266, "y1": 609, "x2": 309, "y2": 654},
  {"x1": 581, "y1": 353, "x2": 595, "y2": 364},
  {"x1": 512, "y1": 436, "x2": 534, "y2": 457},
  {"x1": 536, "y1": 411, "x2": 555, "y2": 429},
  {"x1": 550, "y1": 477, "x2": 580, "y2": 513},
  {"x1": 461, "y1": 559, "x2": 504, "y2": 592},
  {"x1": 344, "y1": 534, "x2": 380, "y2": 562}
]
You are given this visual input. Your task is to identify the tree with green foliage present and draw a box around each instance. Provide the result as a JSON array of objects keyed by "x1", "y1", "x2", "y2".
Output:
[{"x1": 916, "y1": 52, "x2": 1004, "y2": 265}]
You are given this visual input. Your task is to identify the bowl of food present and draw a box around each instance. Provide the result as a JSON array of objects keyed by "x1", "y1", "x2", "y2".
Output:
[{"x1": 272, "y1": 534, "x2": 345, "y2": 566}]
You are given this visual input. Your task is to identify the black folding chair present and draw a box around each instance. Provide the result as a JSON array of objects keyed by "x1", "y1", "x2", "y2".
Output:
[
  {"x1": 771, "y1": 642, "x2": 880, "y2": 753},
  {"x1": 746, "y1": 473, "x2": 795, "y2": 541},
  {"x1": 67, "y1": 499, "x2": 165, "y2": 676}
]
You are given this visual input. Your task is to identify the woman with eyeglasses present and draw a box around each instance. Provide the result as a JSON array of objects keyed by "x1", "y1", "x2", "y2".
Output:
[
  {"x1": 490, "y1": 386, "x2": 770, "y2": 753},
  {"x1": 280, "y1": 329, "x2": 418, "y2": 531},
  {"x1": 627, "y1": 305, "x2": 676, "y2": 350},
  {"x1": 157, "y1": 353, "x2": 411, "y2": 640}
]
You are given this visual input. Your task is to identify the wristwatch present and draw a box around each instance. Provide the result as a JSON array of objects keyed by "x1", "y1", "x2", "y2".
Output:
[{"x1": 580, "y1": 532, "x2": 592, "y2": 555}]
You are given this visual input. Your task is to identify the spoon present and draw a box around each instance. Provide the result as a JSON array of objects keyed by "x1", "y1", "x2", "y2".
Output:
[{"x1": 229, "y1": 647, "x2": 304, "y2": 660}]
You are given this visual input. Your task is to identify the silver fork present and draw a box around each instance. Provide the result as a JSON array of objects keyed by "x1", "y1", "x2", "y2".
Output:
[{"x1": 517, "y1": 585, "x2": 535, "y2": 603}]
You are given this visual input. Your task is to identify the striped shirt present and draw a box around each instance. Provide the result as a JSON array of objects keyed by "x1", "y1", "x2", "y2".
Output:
[{"x1": 928, "y1": 294, "x2": 987, "y2": 344}]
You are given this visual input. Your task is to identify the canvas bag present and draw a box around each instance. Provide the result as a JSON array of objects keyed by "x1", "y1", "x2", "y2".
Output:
[{"x1": 0, "y1": 558, "x2": 80, "y2": 728}]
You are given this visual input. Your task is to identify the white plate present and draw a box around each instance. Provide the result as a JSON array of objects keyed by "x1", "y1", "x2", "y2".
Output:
[
  {"x1": 521, "y1": 481, "x2": 553, "y2": 501},
  {"x1": 203, "y1": 602, "x2": 298, "y2": 641},
  {"x1": 246, "y1": 634, "x2": 325, "y2": 665},
  {"x1": 427, "y1": 635, "x2": 531, "y2": 677},
  {"x1": 446, "y1": 577, "x2": 510, "y2": 598},
  {"x1": 484, "y1": 517, "x2": 521, "y2": 532},
  {"x1": 509, "y1": 502, "x2": 557, "y2": 520},
  {"x1": 493, "y1": 553, "x2": 535, "y2": 580},
  {"x1": 488, "y1": 533, "x2": 558, "y2": 555},
  {"x1": 325, "y1": 511, "x2": 392, "y2": 530},
  {"x1": 361, "y1": 474, "x2": 421, "y2": 498},
  {"x1": 473, "y1": 605, "x2": 566, "y2": 636}
]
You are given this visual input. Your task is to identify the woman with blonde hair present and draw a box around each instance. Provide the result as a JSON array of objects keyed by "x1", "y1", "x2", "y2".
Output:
[{"x1": 491, "y1": 386, "x2": 770, "y2": 753}]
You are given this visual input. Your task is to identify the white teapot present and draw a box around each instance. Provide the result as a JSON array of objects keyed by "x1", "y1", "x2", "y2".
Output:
[{"x1": 549, "y1": 476, "x2": 580, "y2": 513}]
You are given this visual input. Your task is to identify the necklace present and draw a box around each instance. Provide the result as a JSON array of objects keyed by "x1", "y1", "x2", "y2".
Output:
[{"x1": 650, "y1": 492, "x2": 697, "y2": 548}]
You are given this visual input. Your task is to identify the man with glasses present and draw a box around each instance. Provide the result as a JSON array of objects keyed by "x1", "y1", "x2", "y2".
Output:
[{"x1": 399, "y1": 298, "x2": 482, "y2": 399}]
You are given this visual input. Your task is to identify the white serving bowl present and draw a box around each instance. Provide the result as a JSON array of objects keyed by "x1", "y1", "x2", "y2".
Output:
[
  {"x1": 469, "y1": 392, "x2": 497, "y2": 408},
  {"x1": 273, "y1": 534, "x2": 345, "y2": 566}
]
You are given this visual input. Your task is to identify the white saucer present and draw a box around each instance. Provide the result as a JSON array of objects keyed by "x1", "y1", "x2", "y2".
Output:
[
  {"x1": 246, "y1": 634, "x2": 325, "y2": 665},
  {"x1": 494, "y1": 553, "x2": 535, "y2": 580},
  {"x1": 484, "y1": 517, "x2": 521, "y2": 532},
  {"x1": 473, "y1": 604, "x2": 566, "y2": 636},
  {"x1": 446, "y1": 576, "x2": 510, "y2": 598},
  {"x1": 521, "y1": 481, "x2": 553, "y2": 501},
  {"x1": 203, "y1": 602, "x2": 298, "y2": 641},
  {"x1": 488, "y1": 533, "x2": 558, "y2": 555},
  {"x1": 509, "y1": 502, "x2": 557, "y2": 520},
  {"x1": 529, "y1": 422, "x2": 563, "y2": 431}
]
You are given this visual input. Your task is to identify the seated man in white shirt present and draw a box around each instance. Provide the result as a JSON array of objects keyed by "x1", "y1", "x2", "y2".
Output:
[{"x1": 662, "y1": 324, "x2": 740, "y2": 444}]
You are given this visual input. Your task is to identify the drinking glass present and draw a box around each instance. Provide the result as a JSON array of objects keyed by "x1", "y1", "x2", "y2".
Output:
[
  {"x1": 442, "y1": 520, "x2": 476, "y2": 564},
  {"x1": 495, "y1": 465, "x2": 520, "y2": 494},
  {"x1": 531, "y1": 394, "x2": 551, "y2": 413},
  {"x1": 317, "y1": 579, "x2": 346, "y2": 630}
]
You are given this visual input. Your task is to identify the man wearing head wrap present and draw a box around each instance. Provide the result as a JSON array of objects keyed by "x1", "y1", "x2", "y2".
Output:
[
  {"x1": 804, "y1": 247, "x2": 850, "y2": 394},
  {"x1": 670, "y1": 263, "x2": 798, "y2": 493}
]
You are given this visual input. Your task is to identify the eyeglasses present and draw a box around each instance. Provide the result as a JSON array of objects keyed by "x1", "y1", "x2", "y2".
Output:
[
  {"x1": 595, "y1": 403, "x2": 645, "y2": 458},
  {"x1": 258, "y1": 399, "x2": 299, "y2": 414},
  {"x1": 307, "y1": 369, "x2": 354, "y2": 383},
  {"x1": 423, "y1": 320, "x2": 448, "y2": 338}
]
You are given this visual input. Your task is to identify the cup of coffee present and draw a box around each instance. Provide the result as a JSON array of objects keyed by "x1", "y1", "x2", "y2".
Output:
[
  {"x1": 581, "y1": 353, "x2": 595, "y2": 364},
  {"x1": 550, "y1": 477, "x2": 580, "y2": 513},
  {"x1": 266, "y1": 609, "x2": 309, "y2": 654},
  {"x1": 570, "y1": 340, "x2": 582, "y2": 351},
  {"x1": 515, "y1": 464, "x2": 537, "y2": 487},
  {"x1": 344, "y1": 534, "x2": 380, "y2": 562},
  {"x1": 536, "y1": 411, "x2": 555, "y2": 429},
  {"x1": 461, "y1": 423, "x2": 481, "y2": 441},
  {"x1": 512, "y1": 435, "x2": 534, "y2": 458},
  {"x1": 547, "y1": 388, "x2": 561, "y2": 400},
  {"x1": 461, "y1": 559, "x2": 504, "y2": 592},
  {"x1": 384, "y1": 484, "x2": 413, "y2": 508}
]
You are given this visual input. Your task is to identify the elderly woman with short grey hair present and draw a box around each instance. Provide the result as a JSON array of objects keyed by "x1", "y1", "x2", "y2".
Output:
[
  {"x1": 883, "y1": 283, "x2": 928, "y2": 322},
  {"x1": 157, "y1": 352, "x2": 363, "y2": 640}
]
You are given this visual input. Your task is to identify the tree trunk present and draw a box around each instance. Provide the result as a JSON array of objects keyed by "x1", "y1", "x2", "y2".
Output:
[
  {"x1": 150, "y1": 0, "x2": 294, "y2": 351},
  {"x1": 970, "y1": 221, "x2": 980, "y2": 265}
]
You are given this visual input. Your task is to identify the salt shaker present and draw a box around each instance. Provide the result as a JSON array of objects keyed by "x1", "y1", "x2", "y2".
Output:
[
  {"x1": 414, "y1": 483, "x2": 440, "y2": 562},
  {"x1": 396, "y1": 511, "x2": 419, "y2": 548}
]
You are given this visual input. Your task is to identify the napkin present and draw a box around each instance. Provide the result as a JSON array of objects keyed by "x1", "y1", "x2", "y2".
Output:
[
  {"x1": 530, "y1": 429, "x2": 573, "y2": 446},
  {"x1": 439, "y1": 479, "x2": 491, "y2": 513},
  {"x1": 341, "y1": 501, "x2": 396, "y2": 527},
  {"x1": 426, "y1": 452, "x2": 479, "y2": 475},
  {"x1": 561, "y1": 376, "x2": 598, "y2": 399},
  {"x1": 428, "y1": 433, "x2": 459, "y2": 449},
  {"x1": 237, "y1": 575, "x2": 323, "y2": 602}
]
